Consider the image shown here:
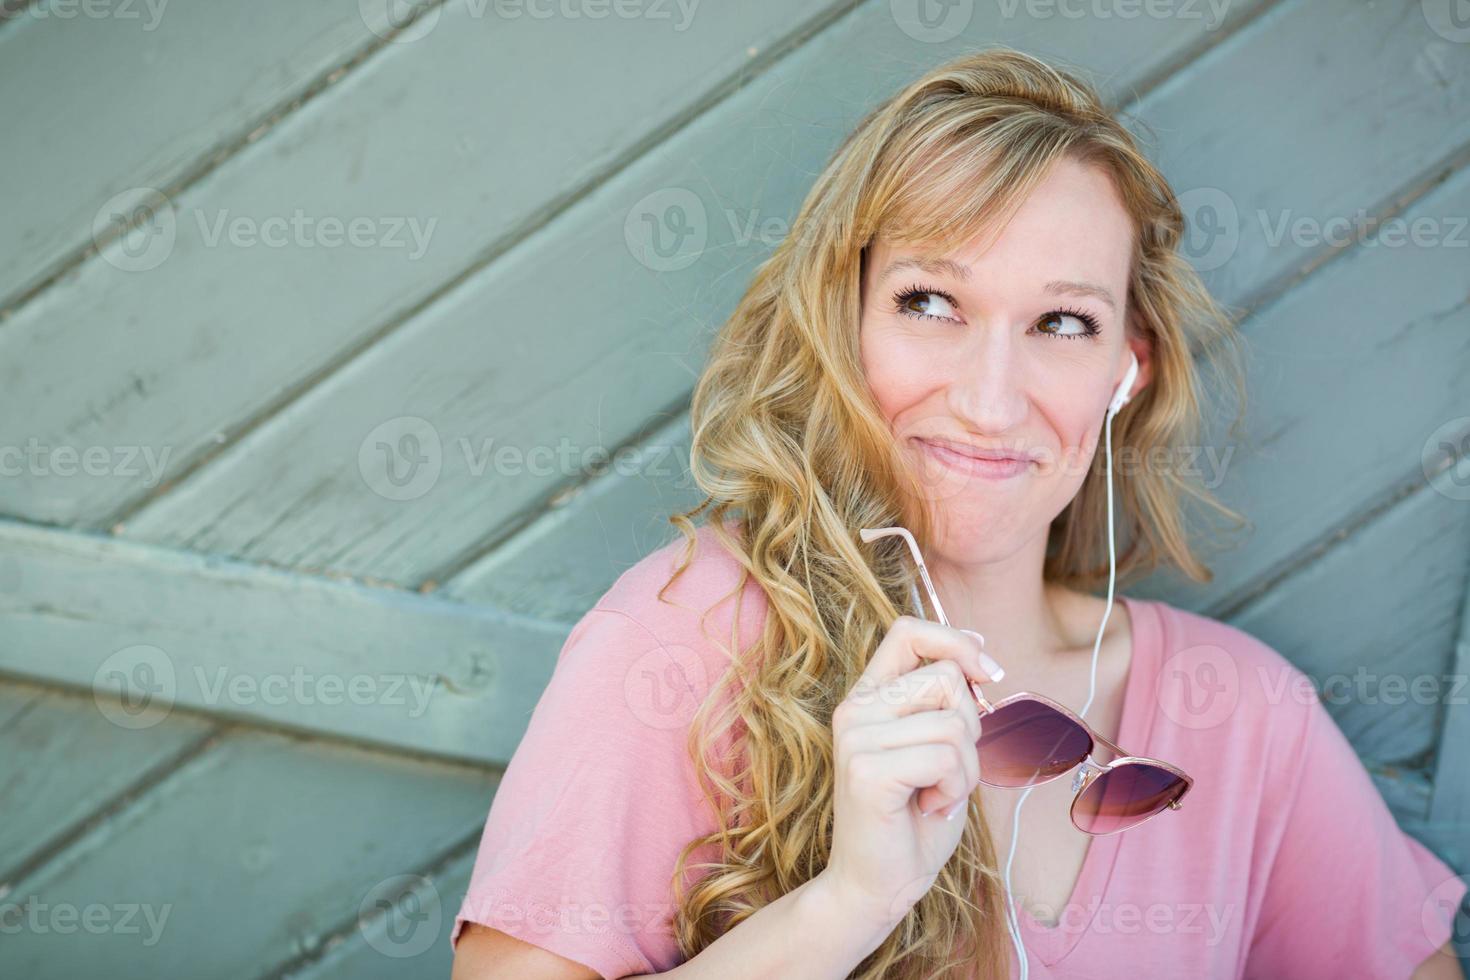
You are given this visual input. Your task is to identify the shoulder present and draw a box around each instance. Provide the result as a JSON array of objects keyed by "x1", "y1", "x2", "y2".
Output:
[
  {"x1": 556, "y1": 520, "x2": 771, "y2": 722},
  {"x1": 590, "y1": 520, "x2": 770, "y2": 652},
  {"x1": 1136, "y1": 598, "x2": 1321, "y2": 782}
]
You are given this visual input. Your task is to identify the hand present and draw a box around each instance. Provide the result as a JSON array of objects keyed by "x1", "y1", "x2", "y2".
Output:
[{"x1": 821, "y1": 615, "x2": 1005, "y2": 932}]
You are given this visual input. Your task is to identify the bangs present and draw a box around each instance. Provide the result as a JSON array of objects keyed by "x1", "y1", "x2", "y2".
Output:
[{"x1": 865, "y1": 119, "x2": 1077, "y2": 257}]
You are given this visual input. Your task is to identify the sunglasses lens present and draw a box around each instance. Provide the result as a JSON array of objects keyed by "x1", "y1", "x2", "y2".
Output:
[
  {"x1": 1073, "y1": 762, "x2": 1185, "y2": 834},
  {"x1": 976, "y1": 700, "x2": 1091, "y2": 787}
]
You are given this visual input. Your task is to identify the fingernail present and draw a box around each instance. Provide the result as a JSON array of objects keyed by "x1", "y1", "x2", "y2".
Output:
[
  {"x1": 960, "y1": 630, "x2": 1004, "y2": 681},
  {"x1": 944, "y1": 798, "x2": 967, "y2": 820}
]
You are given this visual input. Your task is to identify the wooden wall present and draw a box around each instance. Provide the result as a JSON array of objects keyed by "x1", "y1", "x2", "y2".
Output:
[{"x1": 0, "y1": 0, "x2": 1466, "y2": 974}]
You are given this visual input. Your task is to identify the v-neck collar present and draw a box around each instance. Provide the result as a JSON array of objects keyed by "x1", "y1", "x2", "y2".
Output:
[{"x1": 1009, "y1": 593, "x2": 1162, "y2": 969}]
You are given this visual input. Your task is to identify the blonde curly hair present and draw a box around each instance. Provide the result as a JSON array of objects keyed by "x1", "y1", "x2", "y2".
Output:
[{"x1": 657, "y1": 45, "x2": 1247, "y2": 979}]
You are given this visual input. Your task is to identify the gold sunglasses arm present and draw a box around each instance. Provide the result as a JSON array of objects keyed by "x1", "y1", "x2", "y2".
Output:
[{"x1": 1091, "y1": 730, "x2": 1129, "y2": 759}]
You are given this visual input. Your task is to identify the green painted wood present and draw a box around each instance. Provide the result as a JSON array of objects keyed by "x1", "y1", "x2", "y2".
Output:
[
  {"x1": 1231, "y1": 458, "x2": 1470, "y2": 766},
  {"x1": 445, "y1": 414, "x2": 701, "y2": 622},
  {"x1": 0, "y1": 0, "x2": 838, "y2": 529},
  {"x1": 1139, "y1": 157, "x2": 1470, "y2": 614},
  {"x1": 1429, "y1": 511, "x2": 1470, "y2": 872},
  {"x1": 0, "y1": 730, "x2": 495, "y2": 979},
  {"x1": 282, "y1": 851, "x2": 475, "y2": 980},
  {"x1": 0, "y1": 0, "x2": 422, "y2": 313},
  {"x1": 449, "y1": 0, "x2": 1470, "y2": 631},
  {"x1": 0, "y1": 519, "x2": 569, "y2": 764},
  {"x1": 0, "y1": 679, "x2": 211, "y2": 883},
  {"x1": 121, "y1": 0, "x2": 1272, "y2": 587}
]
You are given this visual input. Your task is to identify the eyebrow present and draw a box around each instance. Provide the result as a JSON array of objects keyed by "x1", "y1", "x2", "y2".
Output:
[{"x1": 880, "y1": 257, "x2": 1118, "y2": 312}]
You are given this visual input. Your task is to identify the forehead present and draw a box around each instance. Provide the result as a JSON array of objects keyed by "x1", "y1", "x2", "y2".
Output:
[{"x1": 868, "y1": 158, "x2": 1135, "y2": 291}]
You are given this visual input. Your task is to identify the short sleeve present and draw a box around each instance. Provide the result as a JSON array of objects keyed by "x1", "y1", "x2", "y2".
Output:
[
  {"x1": 1244, "y1": 693, "x2": 1467, "y2": 979},
  {"x1": 450, "y1": 603, "x2": 724, "y2": 978}
]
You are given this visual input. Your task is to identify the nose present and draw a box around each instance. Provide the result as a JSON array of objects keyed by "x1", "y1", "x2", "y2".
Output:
[{"x1": 945, "y1": 326, "x2": 1028, "y2": 434}]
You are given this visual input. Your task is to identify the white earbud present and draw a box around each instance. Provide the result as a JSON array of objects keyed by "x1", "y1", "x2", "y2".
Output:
[{"x1": 1106, "y1": 350, "x2": 1140, "y2": 418}]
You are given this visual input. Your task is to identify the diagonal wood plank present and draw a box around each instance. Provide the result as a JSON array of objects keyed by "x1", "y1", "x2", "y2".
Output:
[
  {"x1": 443, "y1": 413, "x2": 702, "y2": 622},
  {"x1": 0, "y1": 519, "x2": 568, "y2": 765},
  {"x1": 1429, "y1": 525, "x2": 1470, "y2": 873},
  {"x1": 0, "y1": 0, "x2": 841, "y2": 528},
  {"x1": 1139, "y1": 157, "x2": 1470, "y2": 614},
  {"x1": 0, "y1": 679, "x2": 212, "y2": 885},
  {"x1": 122, "y1": 0, "x2": 1277, "y2": 586},
  {"x1": 0, "y1": 729, "x2": 495, "y2": 979},
  {"x1": 1230, "y1": 456, "x2": 1470, "y2": 766},
  {"x1": 0, "y1": 0, "x2": 433, "y2": 314}
]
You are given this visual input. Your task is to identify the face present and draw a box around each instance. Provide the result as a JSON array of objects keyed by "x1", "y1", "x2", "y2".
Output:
[{"x1": 859, "y1": 156, "x2": 1151, "y2": 559}]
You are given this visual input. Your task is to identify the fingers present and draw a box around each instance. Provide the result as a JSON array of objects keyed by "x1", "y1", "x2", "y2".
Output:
[
  {"x1": 840, "y1": 660, "x2": 981, "y2": 728},
  {"x1": 860, "y1": 616, "x2": 1004, "y2": 694},
  {"x1": 843, "y1": 708, "x2": 981, "y2": 788},
  {"x1": 844, "y1": 743, "x2": 974, "y2": 816}
]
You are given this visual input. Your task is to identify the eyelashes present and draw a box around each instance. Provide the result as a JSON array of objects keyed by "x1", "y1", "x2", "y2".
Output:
[{"x1": 890, "y1": 283, "x2": 1104, "y2": 340}]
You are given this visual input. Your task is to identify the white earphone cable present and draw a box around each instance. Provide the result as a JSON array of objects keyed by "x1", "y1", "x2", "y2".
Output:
[{"x1": 999, "y1": 400, "x2": 1123, "y2": 979}]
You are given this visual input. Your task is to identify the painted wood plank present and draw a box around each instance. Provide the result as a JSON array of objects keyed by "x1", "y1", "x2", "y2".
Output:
[
  {"x1": 1138, "y1": 156, "x2": 1470, "y2": 614},
  {"x1": 1230, "y1": 455, "x2": 1470, "y2": 766},
  {"x1": 283, "y1": 850, "x2": 476, "y2": 980},
  {"x1": 0, "y1": 0, "x2": 840, "y2": 528},
  {"x1": 444, "y1": 413, "x2": 702, "y2": 622},
  {"x1": 0, "y1": 519, "x2": 569, "y2": 765},
  {"x1": 451, "y1": 0, "x2": 1470, "y2": 627},
  {"x1": 0, "y1": 730, "x2": 495, "y2": 979},
  {"x1": 123, "y1": 0, "x2": 1274, "y2": 586},
  {"x1": 0, "y1": 0, "x2": 424, "y2": 313},
  {"x1": 1429, "y1": 526, "x2": 1470, "y2": 873},
  {"x1": 0, "y1": 678, "x2": 211, "y2": 883}
]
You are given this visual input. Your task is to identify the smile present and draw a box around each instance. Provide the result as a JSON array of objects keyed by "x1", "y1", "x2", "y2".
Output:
[{"x1": 914, "y1": 437, "x2": 1033, "y2": 480}]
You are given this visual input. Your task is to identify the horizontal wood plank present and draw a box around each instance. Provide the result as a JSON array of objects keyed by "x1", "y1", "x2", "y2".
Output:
[{"x1": 0, "y1": 519, "x2": 569, "y2": 765}]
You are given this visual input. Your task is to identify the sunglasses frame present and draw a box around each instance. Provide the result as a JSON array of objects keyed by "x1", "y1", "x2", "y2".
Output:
[{"x1": 859, "y1": 525, "x2": 1194, "y2": 836}]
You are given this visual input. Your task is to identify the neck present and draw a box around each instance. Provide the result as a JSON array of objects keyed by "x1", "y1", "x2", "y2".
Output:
[{"x1": 919, "y1": 530, "x2": 1089, "y2": 676}]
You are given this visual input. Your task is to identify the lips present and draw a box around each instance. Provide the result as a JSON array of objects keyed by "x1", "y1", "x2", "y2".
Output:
[
  {"x1": 916, "y1": 436, "x2": 1035, "y2": 463},
  {"x1": 914, "y1": 436, "x2": 1034, "y2": 480}
]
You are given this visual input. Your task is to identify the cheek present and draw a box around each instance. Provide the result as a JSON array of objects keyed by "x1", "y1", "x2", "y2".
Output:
[{"x1": 860, "y1": 322, "x2": 931, "y2": 424}]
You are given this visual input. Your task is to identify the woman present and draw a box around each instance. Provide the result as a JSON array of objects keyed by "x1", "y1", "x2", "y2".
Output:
[{"x1": 451, "y1": 48, "x2": 1466, "y2": 978}]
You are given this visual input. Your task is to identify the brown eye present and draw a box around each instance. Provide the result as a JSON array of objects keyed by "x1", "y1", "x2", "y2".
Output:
[
  {"x1": 895, "y1": 289, "x2": 958, "y2": 320},
  {"x1": 1035, "y1": 309, "x2": 1101, "y2": 339}
]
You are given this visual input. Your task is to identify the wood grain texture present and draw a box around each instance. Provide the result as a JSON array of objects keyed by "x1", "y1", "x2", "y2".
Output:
[
  {"x1": 0, "y1": 0, "x2": 837, "y2": 527},
  {"x1": 120, "y1": 0, "x2": 1273, "y2": 587},
  {"x1": 0, "y1": 679, "x2": 211, "y2": 882},
  {"x1": 0, "y1": 0, "x2": 420, "y2": 312},
  {"x1": 1230, "y1": 456, "x2": 1470, "y2": 766},
  {"x1": 0, "y1": 519, "x2": 568, "y2": 764},
  {"x1": 0, "y1": 729, "x2": 495, "y2": 979}
]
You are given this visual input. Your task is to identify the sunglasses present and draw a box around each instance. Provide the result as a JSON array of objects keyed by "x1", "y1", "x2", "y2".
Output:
[{"x1": 859, "y1": 525, "x2": 1193, "y2": 836}]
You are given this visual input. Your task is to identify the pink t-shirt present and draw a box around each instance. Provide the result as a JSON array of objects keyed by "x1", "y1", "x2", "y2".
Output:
[{"x1": 451, "y1": 521, "x2": 1466, "y2": 978}]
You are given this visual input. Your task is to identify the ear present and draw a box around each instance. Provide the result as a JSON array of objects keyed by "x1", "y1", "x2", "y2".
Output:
[{"x1": 1121, "y1": 330, "x2": 1154, "y2": 404}]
